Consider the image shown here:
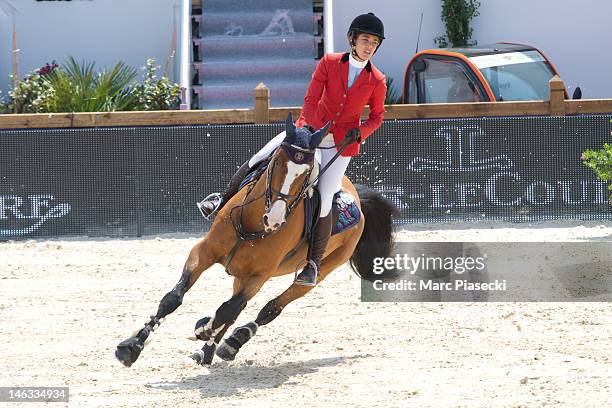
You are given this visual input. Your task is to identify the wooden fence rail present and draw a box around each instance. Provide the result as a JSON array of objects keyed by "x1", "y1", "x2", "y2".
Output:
[{"x1": 2, "y1": 77, "x2": 612, "y2": 130}]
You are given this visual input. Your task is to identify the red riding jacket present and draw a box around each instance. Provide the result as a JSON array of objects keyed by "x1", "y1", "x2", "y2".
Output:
[{"x1": 296, "y1": 52, "x2": 386, "y2": 157}]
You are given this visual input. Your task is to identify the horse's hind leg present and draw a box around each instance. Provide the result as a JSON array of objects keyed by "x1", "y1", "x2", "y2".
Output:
[
  {"x1": 115, "y1": 240, "x2": 216, "y2": 367},
  {"x1": 216, "y1": 244, "x2": 354, "y2": 361},
  {"x1": 191, "y1": 276, "x2": 266, "y2": 365}
]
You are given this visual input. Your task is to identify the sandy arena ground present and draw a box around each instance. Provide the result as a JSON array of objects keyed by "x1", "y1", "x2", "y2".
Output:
[{"x1": 1, "y1": 220, "x2": 611, "y2": 407}]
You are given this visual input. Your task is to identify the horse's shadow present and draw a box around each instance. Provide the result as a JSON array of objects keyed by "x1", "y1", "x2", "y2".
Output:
[{"x1": 148, "y1": 354, "x2": 370, "y2": 397}]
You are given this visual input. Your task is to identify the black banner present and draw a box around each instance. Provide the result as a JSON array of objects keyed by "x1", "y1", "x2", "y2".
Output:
[
  {"x1": 352, "y1": 116, "x2": 612, "y2": 221},
  {"x1": 1, "y1": 115, "x2": 611, "y2": 239}
]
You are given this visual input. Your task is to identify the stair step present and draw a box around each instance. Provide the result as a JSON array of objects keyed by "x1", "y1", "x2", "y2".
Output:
[
  {"x1": 193, "y1": 11, "x2": 315, "y2": 37},
  {"x1": 202, "y1": 0, "x2": 313, "y2": 13},
  {"x1": 193, "y1": 81, "x2": 310, "y2": 109},
  {"x1": 193, "y1": 59, "x2": 315, "y2": 84},
  {"x1": 193, "y1": 35, "x2": 315, "y2": 60}
]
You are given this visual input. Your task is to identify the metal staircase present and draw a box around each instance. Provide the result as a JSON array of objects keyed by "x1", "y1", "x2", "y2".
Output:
[{"x1": 190, "y1": 0, "x2": 323, "y2": 110}]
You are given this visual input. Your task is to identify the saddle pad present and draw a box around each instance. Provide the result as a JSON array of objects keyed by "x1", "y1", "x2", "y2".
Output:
[
  {"x1": 302, "y1": 189, "x2": 361, "y2": 238},
  {"x1": 331, "y1": 190, "x2": 361, "y2": 235}
]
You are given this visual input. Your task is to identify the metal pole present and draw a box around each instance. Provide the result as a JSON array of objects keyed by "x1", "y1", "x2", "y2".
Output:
[
  {"x1": 179, "y1": 0, "x2": 192, "y2": 109},
  {"x1": 12, "y1": 18, "x2": 18, "y2": 88},
  {"x1": 323, "y1": 0, "x2": 334, "y2": 53}
]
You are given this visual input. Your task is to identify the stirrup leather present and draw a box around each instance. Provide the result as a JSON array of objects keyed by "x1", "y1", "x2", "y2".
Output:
[{"x1": 196, "y1": 192, "x2": 223, "y2": 220}]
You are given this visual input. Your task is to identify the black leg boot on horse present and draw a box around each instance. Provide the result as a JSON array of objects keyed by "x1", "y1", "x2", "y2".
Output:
[
  {"x1": 196, "y1": 160, "x2": 252, "y2": 219},
  {"x1": 294, "y1": 213, "x2": 333, "y2": 286}
]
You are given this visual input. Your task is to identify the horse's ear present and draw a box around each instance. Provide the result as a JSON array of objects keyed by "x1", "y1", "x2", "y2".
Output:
[
  {"x1": 309, "y1": 121, "x2": 330, "y2": 148},
  {"x1": 285, "y1": 112, "x2": 296, "y2": 140}
]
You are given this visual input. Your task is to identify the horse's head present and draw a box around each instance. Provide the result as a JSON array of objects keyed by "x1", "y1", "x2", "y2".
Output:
[{"x1": 262, "y1": 113, "x2": 329, "y2": 232}]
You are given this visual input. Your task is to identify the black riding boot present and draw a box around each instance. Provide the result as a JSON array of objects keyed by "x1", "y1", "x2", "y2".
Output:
[
  {"x1": 197, "y1": 161, "x2": 252, "y2": 219},
  {"x1": 294, "y1": 213, "x2": 333, "y2": 286}
]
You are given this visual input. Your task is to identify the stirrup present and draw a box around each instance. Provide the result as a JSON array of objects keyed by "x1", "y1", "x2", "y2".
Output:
[
  {"x1": 196, "y1": 192, "x2": 223, "y2": 220},
  {"x1": 294, "y1": 259, "x2": 319, "y2": 287}
]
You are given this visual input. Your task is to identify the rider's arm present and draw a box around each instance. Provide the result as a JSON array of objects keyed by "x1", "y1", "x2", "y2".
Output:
[
  {"x1": 357, "y1": 75, "x2": 386, "y2": 141},
  {"x1": 296, "y1": 55, "x2": 328, "y2": 128}
]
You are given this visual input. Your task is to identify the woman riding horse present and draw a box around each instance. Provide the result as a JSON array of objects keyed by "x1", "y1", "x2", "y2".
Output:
[{"x1": 197, "y1": 12, "x2": 387, "y2": 287}]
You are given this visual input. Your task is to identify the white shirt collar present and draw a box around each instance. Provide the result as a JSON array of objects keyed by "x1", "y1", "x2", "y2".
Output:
[{"x1": 348, "y1": 53, "x2": 368, "y2": 69}]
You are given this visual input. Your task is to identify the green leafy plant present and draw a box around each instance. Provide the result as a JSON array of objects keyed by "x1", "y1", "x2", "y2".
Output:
[
  {"x1": 5, "y1": 58, "x2": 181, "y2": 113},
  {"x1": 132, "y1": 59, "x2": 181, "y2": 111},
  {"x1": 385, "y1": 75, "x2": 402, "y2": 105},
  {"x1": 42, "y1": 57, "x2": 138, "y2": 112},
  {"x1": 434, "y1": 0, "x2": 481, "y2": 48},
  {"x1": 582, "y1": 141, "x2": 612, "y2": 203}
]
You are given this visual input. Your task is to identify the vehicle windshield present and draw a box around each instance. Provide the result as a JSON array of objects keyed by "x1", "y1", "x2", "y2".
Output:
[{"x1": 469, "y1": 50, "x2": 556, "y2": 101}]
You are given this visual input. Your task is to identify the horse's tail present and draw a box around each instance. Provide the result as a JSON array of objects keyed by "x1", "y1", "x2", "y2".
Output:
[{"x1": 349, "y1": 184, "x2": 401, "y2": 282}]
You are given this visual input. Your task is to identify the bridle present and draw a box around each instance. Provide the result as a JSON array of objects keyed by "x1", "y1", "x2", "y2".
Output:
[
  {"x1": 264, "y1": 142, "x2": 316, "y2": 216},
  {"x1": 231, "y1": 141, "x2": 317, "y2": 241}
]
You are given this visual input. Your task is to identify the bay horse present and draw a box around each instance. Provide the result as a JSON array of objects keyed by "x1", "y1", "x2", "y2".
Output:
[{"x1": 115, "y1": 113, "x2": 398, "y2": 367}]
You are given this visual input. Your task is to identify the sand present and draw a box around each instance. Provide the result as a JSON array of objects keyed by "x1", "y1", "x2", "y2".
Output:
[{"x1": 0, "y1": 220, "x2": 610, "y2": 407}]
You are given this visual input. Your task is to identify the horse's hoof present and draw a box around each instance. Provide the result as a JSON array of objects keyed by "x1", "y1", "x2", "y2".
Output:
[
  {"x1": 194, "y1": 317, "x2": 213, "y2": 341},
  {"x1": 115, "y1": 347, "x2": 134, "y2": 367},
  {"x1": 190, "y1": 343, "x2": 216, "y2": 366},
  {"x1": 190, "y1": 350, "x2": 205, "y2": 365},
  {"x1": 116, "y1": 336, "x2": 143, "y2": 367},
  {"x1": 216, "y1": 341, "x2": 237, "y2": 361}
]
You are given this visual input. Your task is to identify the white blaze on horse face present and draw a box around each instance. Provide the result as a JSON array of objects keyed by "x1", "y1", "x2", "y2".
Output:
[
  {"x1": 265, "y1": 201, "x2": 286, "y2": 232},
  {"x1": 264, "y1": 160, "x2": 310, "y2": 232}
]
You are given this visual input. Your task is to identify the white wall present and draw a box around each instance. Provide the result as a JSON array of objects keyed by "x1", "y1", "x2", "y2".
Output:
[
  {"x1": 473, "y1": 0, "x2": 611, "y2": 99},
  {"x1": 332, "y1": 0, "x2": 612, "y2": 99},
  {"x1": 0, "y1": 0, "x2": 181, "y2": 97}
]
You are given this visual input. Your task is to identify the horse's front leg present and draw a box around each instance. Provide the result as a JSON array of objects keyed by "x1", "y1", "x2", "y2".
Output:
[
  {"x1": 115, "y1": 240, "x2": 215, "y2": 367},
  {"x1": 191, "y1": 276, "x2": 265, "y2": 365},
  {"x1": 190, "y1": 293, "x2": 247, "y2": 365}
]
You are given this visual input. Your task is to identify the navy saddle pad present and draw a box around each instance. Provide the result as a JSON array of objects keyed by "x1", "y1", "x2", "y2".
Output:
[
  {"x1": 331, "y1": 190, "x2": 361, "y2": 235},
  {"x1": 304, "y1": 189, "x2": 361, "y2": 237}
]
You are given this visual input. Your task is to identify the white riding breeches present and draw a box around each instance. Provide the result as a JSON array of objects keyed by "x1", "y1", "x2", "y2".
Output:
[{"x1": 248, "y1": 132, "x2": 350, "y2": 218}]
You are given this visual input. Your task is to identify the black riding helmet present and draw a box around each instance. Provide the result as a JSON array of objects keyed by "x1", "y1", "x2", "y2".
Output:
[{"x1": 347, "y1": 12, "x2": 385, "y2": 53}]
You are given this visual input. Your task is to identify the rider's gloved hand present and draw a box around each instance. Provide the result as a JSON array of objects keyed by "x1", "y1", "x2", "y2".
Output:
[{"x1": 343, "y1": 128, "x2": 361, "y2": 144}]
